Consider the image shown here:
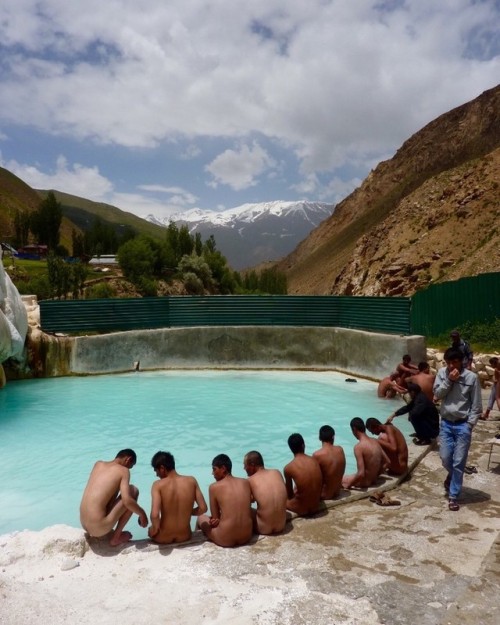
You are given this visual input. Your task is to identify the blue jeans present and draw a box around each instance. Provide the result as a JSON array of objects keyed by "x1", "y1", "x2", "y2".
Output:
[{"x1": 439, "y1": 420, "x2": 472, "y2": 499}]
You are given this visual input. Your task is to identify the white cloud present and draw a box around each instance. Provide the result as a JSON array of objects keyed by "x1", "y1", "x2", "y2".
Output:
[
  {"x1": 1, "y1": 154, "x2": 113, "y2": 199},
  {"x1": 206, "y1": 141, "x2": 276, "y2": 190},
  {"x1": 0, "y1": 154, "x2": 187, "y2": 219},
  {"x1": 0, "y1": 1, "x2": 498, "y2": 209}
]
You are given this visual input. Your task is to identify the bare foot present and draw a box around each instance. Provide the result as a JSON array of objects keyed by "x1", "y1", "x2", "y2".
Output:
[{"x1": 110, "y1": 531, "x2": 132, "y2": 546}]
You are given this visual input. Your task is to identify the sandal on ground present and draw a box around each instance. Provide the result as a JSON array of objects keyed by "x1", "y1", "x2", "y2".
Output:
[
  {"x1": 369, "y1": 491, "x2": 384, "y2": 503},
  {"x1": 376, "y1": 493, "x2": 401, "y2": 507},
  {"x1": 464, "y1": 465, "x2": 477, "y2": 474},
  {"x1": 448, "y1": 499, "x2": 460, "y2": 512}
]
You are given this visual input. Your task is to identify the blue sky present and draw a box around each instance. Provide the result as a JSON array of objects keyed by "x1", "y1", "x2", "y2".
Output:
[{"x1": 0, "y1": 0, "x2": 498, "y2": 220}]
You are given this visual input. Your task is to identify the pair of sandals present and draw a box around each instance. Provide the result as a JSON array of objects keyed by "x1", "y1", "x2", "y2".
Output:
[{"x1": 369, "y1": 491, "x2": 401, "y2": 506}]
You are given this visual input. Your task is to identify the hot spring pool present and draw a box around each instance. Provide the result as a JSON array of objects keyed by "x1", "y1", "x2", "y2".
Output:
[{"x1": 0, "y1": 370, "x2": 412, "y2": 538}]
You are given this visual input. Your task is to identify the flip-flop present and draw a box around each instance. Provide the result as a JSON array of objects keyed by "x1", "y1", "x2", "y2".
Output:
[
  {"x1": 464, "y1": 465, "x2": 477, "y2": 474},
  {"x1": 376, "y1": 494, "x2": 401, "y2": 506},
  {"x1": 369, "y1": 491, "x2": 384, "y2": 503}
]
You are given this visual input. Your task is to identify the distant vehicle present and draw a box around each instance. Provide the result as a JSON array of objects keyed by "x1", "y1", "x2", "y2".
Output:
[{"x1": 88, "y1": 255, "x2": 118, "y2": 265}]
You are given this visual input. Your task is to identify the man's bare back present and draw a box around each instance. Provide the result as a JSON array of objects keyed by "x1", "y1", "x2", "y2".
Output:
[
  {"x1": 284, "y1": 453, "x2": 322, "y2": 516},
  {"x1": 368, "y1": 421, "x2": 408, "y2": 476},
  {"x1": 80, "y1": 450, "x2": 148, "y2": 546},
  {"x1": 313, "y1": 443, "x2": 346, "y2": 499},
  {"x1": 198, "y1": 456, "x2": 253, "y2": 547},
  {"x1": 248, "y1": 468, "x2": 287, "y2": 535},
  {"x1": 407, "y1": 371, "x2": 435, "y2": 401},
  {"x1": 149, "y1": 472, "x2": 207, "y2": 544},
  {"x1": 342, "y1": 421, "x2": 390, "y2": 489}
]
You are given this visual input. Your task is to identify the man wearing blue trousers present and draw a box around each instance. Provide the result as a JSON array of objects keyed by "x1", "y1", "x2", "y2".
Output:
[{"x1": 433, "y1": 347, "x2": 482, "y2": 511}]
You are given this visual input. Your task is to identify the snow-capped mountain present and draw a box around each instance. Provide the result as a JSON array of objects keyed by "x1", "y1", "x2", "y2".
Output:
[{"x1": 146, "y1": 201, "x2": 335, "y2": 270}]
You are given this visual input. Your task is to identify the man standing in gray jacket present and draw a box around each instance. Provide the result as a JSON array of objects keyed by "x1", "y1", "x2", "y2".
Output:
[{"x1": 433, "y1": 347, "x2": 482, "y2": 511}]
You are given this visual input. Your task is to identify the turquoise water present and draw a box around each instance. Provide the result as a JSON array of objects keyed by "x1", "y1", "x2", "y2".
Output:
[{"x1": 0, "y1": 370, "x2": 411, "y2": 538}]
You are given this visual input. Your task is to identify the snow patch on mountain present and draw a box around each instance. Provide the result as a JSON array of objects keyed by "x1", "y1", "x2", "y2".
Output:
[{"x1": 145, "y1": 200, "x2": 335, "y2": 269}]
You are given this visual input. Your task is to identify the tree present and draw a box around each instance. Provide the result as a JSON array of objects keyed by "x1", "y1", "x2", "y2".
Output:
[
  {"x1": 178, "y1": 224, "x2": 194, "y2": 257},
  {"x1": 30, "y1": 191, "x2": 62, "y2": 250},
  {"x1": 13, "y1": 210, "x2": 31, "y2": 248},
  {"x1": 117, "y1": 236, "x2": 157, "y2": 283}
]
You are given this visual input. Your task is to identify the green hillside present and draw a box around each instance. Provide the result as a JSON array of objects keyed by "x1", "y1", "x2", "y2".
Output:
[
  {"x1": 38, "y1": 189, "x2": 167, "y2": 242},
  {"x1": 0, "y1": 166, "x2": 167, "y2": 252}
]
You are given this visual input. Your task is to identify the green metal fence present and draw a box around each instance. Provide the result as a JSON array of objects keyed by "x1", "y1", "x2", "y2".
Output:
[
  {"x1": 38, "y1": 273, "x2": 500, "y2": 337},
  {"x1": 410, "y1": 272, "x2": 500, "y2": 336},
  {"x1": 39, "y1": 295, "x2": 412, "y2": 335}
]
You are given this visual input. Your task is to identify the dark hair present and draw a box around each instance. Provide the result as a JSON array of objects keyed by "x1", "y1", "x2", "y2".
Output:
[
  {"x1": 116, "y1": 449, "x2": 137, "y2": 464},
  {"x1": 212, "y1": 453, "x2": 232, "y2": 473},
  {"x1": 151, "y1": 451, "x2": 175, "y2": 471},
  {"x1": 403, "y1": 354, "x2": 411, "y2": 361},
  {"x1": 444, "y1": 348, "x2": 463, "y2": 362},
  {"x1": 418, "y1": 361, "x2": 429, "y2": 372},
  {"x1": 350, "y1": 418, "x2": 365, "y2": 433},
  {"x1": 319, "y1": 425, "x2": 335, "y2": 442},
  {"x1": 245, "y1": 450, "x2": 264, "y2": 467},
  {"x1": 365, "y1": 417, "x2": 381, "y2": 430},
  {"x1": 406, "y1": 382, "x2": 421, "y2": 394},
  {"x1": 489, "y1": 357, "x2": 498, "y2": 366},
  {"x1": 288, "y1": 433, "x2": 305, "y2": 454}
]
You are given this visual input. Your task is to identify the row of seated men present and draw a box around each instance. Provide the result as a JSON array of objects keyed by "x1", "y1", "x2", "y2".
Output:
[{"x1": 79, "y1": 417, "x2": 409, "y2": 549}]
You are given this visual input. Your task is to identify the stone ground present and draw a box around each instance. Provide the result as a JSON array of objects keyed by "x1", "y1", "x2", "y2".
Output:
[{"x1": 1, "y1": 400, "x2": 499, "y2": 625}]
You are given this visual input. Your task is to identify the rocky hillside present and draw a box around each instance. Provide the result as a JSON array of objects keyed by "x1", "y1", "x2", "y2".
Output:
[{"x1": 277, "y1": 85, "x2": 500, "y2": 295}]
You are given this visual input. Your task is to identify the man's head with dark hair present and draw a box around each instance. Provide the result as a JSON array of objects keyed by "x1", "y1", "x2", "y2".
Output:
[
  {"x1": 116, "y1": 449, "x2": 137, "y2": 467},
  {"x1": 212, "y1": 453, "x2": 232, "y2": 474},
  {"x1": 350, "y1": 418, "x2": 365, "y2": 434},
  {"x1": 490, "y1": 357, "x2": 499, "y2": 367},
  {"x1": 402, "y1": 354, "x2": 411, "y2": 364},
  {"x1": 450, "y1": 330, "x2": 460, "y2": 343},
  {"x1": 288, "y1": 433, "x2": 305, "y2": 455},
  {"x1": 151, "y1": 451, "x2": 175, "y2": 472},
  {"x1": 243, "y1": 450, "x2": 264, "y2": 476},
  {"x1": 444, "y1": 347, "x2": 463, "y2": 363},
  {"x1": 244, "y1": 450, "x2": 264, "y2": 467},
  {"x1": 319, "y1": 425, "x2": 335, "y2": 443},
  {"x1": 365, "y1": 417, "x2": 382, "y2": 435},
  {"x1": 418, "y1": 361, "x2": 430, "y2": 372}
]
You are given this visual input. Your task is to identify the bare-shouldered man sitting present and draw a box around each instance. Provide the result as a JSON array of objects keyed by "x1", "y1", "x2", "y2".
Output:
[
  {"x1": 283, "y1": 433, "x2": 322, "y2": 516},
  {"x1": 342, "y1": 419, "x2": 390, "y2": 489},
  {"x1": 80, "y1": 448, "x2": 148, "y2": 546},
  {"x1": 312, "y1": 425, "x2": 346, "y2": 499},
  {"x1": 243, "y1": 450, "x2": 287, "y2": 535},
  {"x1": 407, "y1": 362, "x2": 436, "y2": 402},
  {"x1": 365, "y1": 418, "x2": 408, "y2": 476},
  {"x1": 148, "y1": 451, "x2": 207, "y2": 544},
  {"x1": 197, "y1": 454, "x2": 253, "y2": 547}
]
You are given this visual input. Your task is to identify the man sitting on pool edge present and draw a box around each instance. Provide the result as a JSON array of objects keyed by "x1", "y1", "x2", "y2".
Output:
[
  {"x1": 197, "y1": 454, "x2": 253, "y2": 547},
  {"x1": 244, "y1": 450, "x2": 288, "y2": 535},
  {"x1": 342, "y1": 419, "x2": 390, "y2": 489},
  {"x1": 80, "y1": 448, "x2": 148, "y2": 546},
  {"x1": 148, "y1": 450, "x2": 207, "y2": 544},
  {"x1": 283, "y1": 432, "x2": 323, "y2": 516}
]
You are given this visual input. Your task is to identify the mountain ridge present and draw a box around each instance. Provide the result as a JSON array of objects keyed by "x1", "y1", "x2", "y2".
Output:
[
  {"x1": 146, "y1": 200, "x2": 335, "y2": 269},
  {"x1": 277, "y1": 84, "x2": 500, "y2": 295}
]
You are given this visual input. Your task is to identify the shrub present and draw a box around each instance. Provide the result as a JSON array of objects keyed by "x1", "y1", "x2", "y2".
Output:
[
  {"x1": 427, "y1": 318, "x2": 500, "y2": 353},
  {"x1": 85, "y1": 282, "x2": 116, "y2": 299}
]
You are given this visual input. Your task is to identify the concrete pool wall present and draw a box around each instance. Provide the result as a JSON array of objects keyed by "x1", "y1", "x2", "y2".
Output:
[{"x1": 32, "y1": 326, "x2": 427, "y2": 379}]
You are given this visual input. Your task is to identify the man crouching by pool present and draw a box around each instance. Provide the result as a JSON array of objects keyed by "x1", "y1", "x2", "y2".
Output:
[
  {"x1": 80, "y1": 449, "x2": 148, "y2": 546},
  {"x1": 197, "y1": 454, "x2": 253, "y2": 547},
  {"x1": 148, "y1": 450, "x2": 207, "y2": 544}
]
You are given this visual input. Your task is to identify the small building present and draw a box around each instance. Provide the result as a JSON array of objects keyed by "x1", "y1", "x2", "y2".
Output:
[
  {"x1": 88, "y1": 255, "x2": 119, "y2": 265},
  {"x1": 17, "y1": 244, "x2": 48, "y2": 260}
]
